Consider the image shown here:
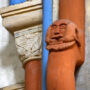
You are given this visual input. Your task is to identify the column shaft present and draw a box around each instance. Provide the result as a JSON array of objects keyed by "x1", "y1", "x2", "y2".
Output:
[
  {"x1": 25, "y1": 60, "x2": 41, "y2": 90},
  {"x1": 59, "y1": 0, "x2": 85, "y2": 65},
  {"x1": 46, "y1": 0, "x2": 85, "y2": 90}
]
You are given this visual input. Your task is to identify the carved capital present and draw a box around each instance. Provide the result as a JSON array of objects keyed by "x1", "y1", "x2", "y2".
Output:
[
  {"x1": 46, "y1": 19, "x2": 81, "y2": 51},
  {"x1": 15, "y1": 25, "x2": 42, "y2": 65}
]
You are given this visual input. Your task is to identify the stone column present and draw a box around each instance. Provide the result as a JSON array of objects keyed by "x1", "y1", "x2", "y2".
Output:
[
  {"x1": 59, "y1": 0, "x2": 85, "y2": 60},
  {"x1": 0, "y1": 0, "x2": 42, "y2": 90},
  {"x1": 59, "y1": 0, "x2": 85, "y2": 66},
  {"x1": 46, "y1": 0, "x2": 85, "y2": 90}
]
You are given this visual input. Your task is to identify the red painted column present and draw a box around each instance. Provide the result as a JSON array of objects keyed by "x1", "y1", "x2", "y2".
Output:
[
  {"x1": 59, "y1": 0, "x2": 85, "y2": 29},
  {"x1": 25, "y1": 60, "x2": 41, "y2": 90},
  {"x1": 59, "y1": 0, "x2": 85, "y2": 62},
  {"x1": 46, "y1": 0, "x2": 85, "y2": 90}
]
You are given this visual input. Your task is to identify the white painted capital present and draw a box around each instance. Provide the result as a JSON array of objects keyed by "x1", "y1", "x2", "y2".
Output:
[
  {"x1": 14, "y1": 25, "x2": 42, "y2": 65},
  {"x1": 0, "y1": 0, "x2": 42, "y2": 66}
]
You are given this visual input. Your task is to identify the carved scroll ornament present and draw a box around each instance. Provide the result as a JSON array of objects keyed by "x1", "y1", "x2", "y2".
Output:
[{"x1": 46, "y1": 19, "x2": 81, "y2": 51}]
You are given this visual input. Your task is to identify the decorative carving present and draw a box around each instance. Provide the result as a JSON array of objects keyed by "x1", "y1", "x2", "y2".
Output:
[
  {"x1": 46, "y1": 19, "x2": 81, "y2": 51},
  {"x1": 46, "y1": 19, "x2": 84, "y2": 90},
  {"x1": 14, "y1": 25, "x2": 42, "y2": 66}
]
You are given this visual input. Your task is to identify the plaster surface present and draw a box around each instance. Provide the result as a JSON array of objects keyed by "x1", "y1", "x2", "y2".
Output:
[{"x1": 0, "y1": 0, "x2": 25, "y2": 88}]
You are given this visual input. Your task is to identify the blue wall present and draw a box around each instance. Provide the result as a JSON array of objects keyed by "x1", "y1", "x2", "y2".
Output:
[
  {"x1": 10, "y1": 0, "x2": 26, "y2": 5},
  {"x1": 42, "y1": 0, "x2": 52, "y2": 90}
]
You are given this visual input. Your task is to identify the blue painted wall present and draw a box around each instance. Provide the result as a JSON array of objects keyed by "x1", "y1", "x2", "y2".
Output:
[
  {"x1": 42, "y1": 0, "x2": 52, "y2": 90},
  {"x1": 10, "y1": 0, "x2": 26, "y2": 5}
]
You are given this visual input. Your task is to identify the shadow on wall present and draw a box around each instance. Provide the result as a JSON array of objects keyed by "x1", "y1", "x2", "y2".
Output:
[
  {"x1": 75, "y1": 15, "x2": 88, "y2": 89},
  {"x1": 0, "y1": 15, "x2": 25, "y2": 88},
  {"x1": 75, "y1": 57, "x2": 88, "y2": 89}
]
